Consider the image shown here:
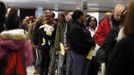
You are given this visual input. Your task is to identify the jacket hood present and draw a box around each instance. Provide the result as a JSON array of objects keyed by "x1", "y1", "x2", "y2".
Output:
[
  {"x1": 0, "y1": 29, "x2": 27, "y2": 40},
  {"x1": 0, "y1": 29, "x2": 27, "y2": 50}
]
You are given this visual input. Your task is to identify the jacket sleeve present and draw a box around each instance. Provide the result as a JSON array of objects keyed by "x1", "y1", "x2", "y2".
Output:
[
  {"x1": 50, "y1": 24, "x2": 57, "y2": 46},
  {"x1": 23, "y1": 40, "x2": 33, "y2": 67},
  {"x1": 54, "y1": 24, "x2": 61, "y2": 50},
  {"x1": 94, "y1": 21, "x2": 107, "y2": 46},
  {"x1": 32, "y1": 22, "x2": 42, "y2": 45}
]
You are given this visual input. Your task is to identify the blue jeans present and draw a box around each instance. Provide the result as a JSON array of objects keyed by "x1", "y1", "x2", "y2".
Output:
[
  {"x1": 66, "y1": 50, "x2": 73, "y2": 75},
  {"x1": 58, "y1": 53, "x2": 65, "y2": 75},
  {"x1": 58, "y1": 50, "x2": 73, "y2": 75},
  {"x1": 49, "y1": 47, "x2": 57, "y2": 75},
  {"x1": 34, "y1": 48, "x2": 42, "y2": 70},
  {"x1": 71, "y1": 51, "x2": 90, "y2": 75}
]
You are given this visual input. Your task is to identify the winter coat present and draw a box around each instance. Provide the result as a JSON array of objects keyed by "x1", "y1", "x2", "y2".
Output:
[
  {"x1": 38, "y1": 24, "x2": 55, "y2": 50},
  {"x1": 94, "y1": 16, "x2": 112, "y2": 46},
  {"x1": 32, "y1": 20, "x2": 42, "y2": 45},
  {"x1": 106, "y1": 36, "x2": 134, "y2": 75},
  {"x1": 0, "y1": 29, "x2": 33, "y2": 67},
  {"x1": 94, "y1": 16, "x2": 121, "y2": 46},
  {"x1": 54, "y1": 21, "x2": 66, "y2": 50},
  {"x1": 68, "y1": 21, "x2": 95, "y2": 55}
]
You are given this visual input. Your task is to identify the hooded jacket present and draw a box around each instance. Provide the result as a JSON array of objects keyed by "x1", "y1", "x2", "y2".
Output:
[{"x1": 0, "y1": 29, "x2": 33, "y2": 67}]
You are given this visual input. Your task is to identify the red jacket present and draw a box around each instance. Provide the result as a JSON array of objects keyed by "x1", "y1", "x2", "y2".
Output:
[{"x1": 94, "y1": 16, "x2": 112, "y2": 46}]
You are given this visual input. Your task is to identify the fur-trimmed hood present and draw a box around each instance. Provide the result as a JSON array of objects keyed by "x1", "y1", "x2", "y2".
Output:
[
  {"x1": 0, "y1": 29, "x2": 27, "y2": 40},
  {"x1": 0, "y1": 29, "x2": 28, "y2": 50}
]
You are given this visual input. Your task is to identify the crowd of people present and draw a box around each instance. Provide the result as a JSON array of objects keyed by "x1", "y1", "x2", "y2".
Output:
[{"x1": 0, "y1": 0, "x2": 134, "y2": 75}]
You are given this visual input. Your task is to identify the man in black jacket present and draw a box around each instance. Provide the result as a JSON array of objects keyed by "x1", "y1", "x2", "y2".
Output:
[
  {"x1": 68, "y1": 10, "x2": 95, "y2": 75},
  {"x1": 96, "y1": 9, "x2": 127, "y2": 75}
]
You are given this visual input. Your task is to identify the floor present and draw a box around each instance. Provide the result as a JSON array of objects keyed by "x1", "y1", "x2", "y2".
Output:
[
  {"x1": 27, "y1": 66, "x2": 38, "y2": 75},
  {"x1": 27, "y1": 66, "x2": 102, "y2": 75}
]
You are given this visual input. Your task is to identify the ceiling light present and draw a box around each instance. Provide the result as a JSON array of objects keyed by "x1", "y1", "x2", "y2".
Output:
[
  {"x1": 114, "y1": 0, "x2": 123, "y2": 3},
  {"x1": 64, "y1": 2, "x2": 76, "y2": 4},
  {"x1": 88, "y1": 4, "x2": 99, "y2": 6}
]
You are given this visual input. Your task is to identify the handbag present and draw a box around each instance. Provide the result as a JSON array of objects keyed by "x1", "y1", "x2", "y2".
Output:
[{"x1": 95, "y1": 48, "x2": 105, "y2": 63}]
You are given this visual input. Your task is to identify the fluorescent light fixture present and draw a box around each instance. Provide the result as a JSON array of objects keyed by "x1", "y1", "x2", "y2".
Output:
[
  {"x1": 114, "y1": 0, "x2": 123, "y2": 3},
  {"x1": 88, "y1": 4, "x2": 99, "y2": 6},
  {"x1": 64, "y1": 2, "x2": 77, "y2": 4},
  {"x1": 32, "y1": 0, "x2": 51, "y2": 1},
  {"x1": 89, "y1": 8, "x2": 100, "y2": 10}
]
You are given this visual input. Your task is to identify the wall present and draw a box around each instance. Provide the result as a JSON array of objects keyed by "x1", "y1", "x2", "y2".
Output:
[{"x1": 20, "y1": 8, "x2": 35, "y2": 20}]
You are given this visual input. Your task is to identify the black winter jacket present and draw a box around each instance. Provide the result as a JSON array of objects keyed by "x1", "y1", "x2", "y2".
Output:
[
  {"x1": 68, "y1": 21, "x2": 95, "y2": 55},
  {"x1": 106, "y1": 36, "x2": 134, "y2": 75}
]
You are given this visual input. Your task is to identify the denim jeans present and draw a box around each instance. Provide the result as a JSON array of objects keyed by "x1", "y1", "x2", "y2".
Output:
[
  {"x1": 58, "y1": 53, "x2": 66, "y2": 75},
  {"x1": 70, "y1": 51, "x2": 90, "y2": 75},
  {"x1": 49, "y1": 47, "x2": 57, "y2": 75},
  {"x1": 34, "y1": 48, "x2": 42, "y2": 70},
  {"x1": 66, "y1": 50, "x2": 73, "y2": 75}
]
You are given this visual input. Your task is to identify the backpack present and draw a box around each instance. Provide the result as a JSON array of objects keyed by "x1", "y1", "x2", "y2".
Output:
[{"x1": 0, "y1": 50, "x2": 26, "y2": 75}]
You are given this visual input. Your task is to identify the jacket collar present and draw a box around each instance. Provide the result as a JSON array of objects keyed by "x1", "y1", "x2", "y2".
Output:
[{"x1": 74, "y1": 21, "x2": 85, "y2": 28}]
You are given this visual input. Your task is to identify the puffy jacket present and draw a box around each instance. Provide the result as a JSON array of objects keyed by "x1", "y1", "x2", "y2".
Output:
[
  {"x1": 94, "y1": 15, "x2": 121, "y2": 46},
  {"x1": 94, "y1": 16, "x2": 112, "y2": 46},
  {"x1": 0, "y1": 29, "x2": 33, "y2": 67}
]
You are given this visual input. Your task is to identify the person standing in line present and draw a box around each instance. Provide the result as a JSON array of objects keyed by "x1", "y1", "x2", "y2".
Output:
[
  {"x1": 86, "y1": 16, "x2": 100, "y2": 75},
  {"x1": 38, "y1": 15, "x2": 55, "y2": 75},
  {"x1": 86, "y1": 16, "x2": 97, "y2": 37},
  {"x1": 106, "y1": 1, "x2": 134, "y2": 75},
  {"x1": 0, "y1": 8, "x2": 33, "y2": 75},
  {"x1": 53, "y1": 13, "x2": 66, "y2": 75},
  {"x1": 33, "y1": 16, "x2": 44, "y2": 74},
  {"x1": 65, "y1": 11, "x2": 74, "y2": 75},
  {"x1": 68, "y1": 10, "x2": 95, "y2": 75},
  {"x1": 94, "y1": 4, "x2": 125, "y2": 46},
  {"x1": 94, "y1": 4, "x2": 125, "y2": 75}
]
